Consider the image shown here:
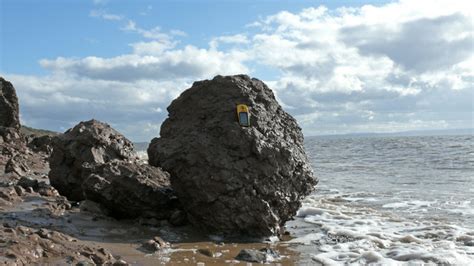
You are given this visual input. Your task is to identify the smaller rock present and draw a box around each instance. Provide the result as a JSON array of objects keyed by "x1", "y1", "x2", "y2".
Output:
[
  {"x1": 152, "y1": 236, "x2": 169, "y2": 248},
  {"x1": 140, "y1": 237, "x2": 169, "y2": 253},
  {"x1": 36, "y1": 228, "x2": 52, "y2": 239},
  {"x1": 76, "y1": 260, "x2": 94, "y2": 266},
  {"x1": 197, "y1": 248, "x2": 214, "y2": 257},
  {"x1": 13, "y1": 185, "x2": 25, "y2": 196},
  {"x1": 28, "y1": 135, "x2": 53, "y2": 154},
  {"x1": 49, "y1": 119, "x2": 137, "y2": 201},
  {"x1": 17, "y1": 176, "x2": 38, "y2": 189},
  {"x1": 235, "y1": 248, "x2": 280, "y2": 263},
  {"x1": 36, "y1": 182, "x2": 59, "y2": 197},
  {"x1": 0, "y1": 187, "x2": 20, "y2": 202},
  {"x1": 5, "y1": 155, "x2": 30, "y2": 176},
  {"x1": 141, "y1": 240, "x2": 161, "y2": 253},
  {"x1": 113, "y1": 259, "x2": 129, "y2": 266},
  {"x1": 91, "y1": 248, "x2": 113, "y2": 265}
]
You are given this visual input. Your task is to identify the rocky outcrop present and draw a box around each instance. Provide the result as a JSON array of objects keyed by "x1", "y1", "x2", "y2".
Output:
[
  {"x1": 81, "y1": 160, "x2": 179, "y2": 219},
  {"x1": 0, "y1": 77, "x2": 20, "y2": 130},
  {"x1": 49, "y1": 119, "x2": 136, "y2": 201},
  {"x1": 148, "y1": 75, "x2": 317, "y2": 237},
  {"x1": 0, "y1": 78, "x2": 21, "y2": 144}
]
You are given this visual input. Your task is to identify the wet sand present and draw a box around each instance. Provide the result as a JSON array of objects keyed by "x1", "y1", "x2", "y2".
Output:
[{"x1": 1, "y1": 187, "x2": 305, "y2": 265}]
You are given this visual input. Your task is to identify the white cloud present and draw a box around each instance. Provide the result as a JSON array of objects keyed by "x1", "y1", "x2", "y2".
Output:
[
  {"x1": 121, "y1": 20, "x2": 174, "y2": 41},
  {"x1": 244, "y1": 0, "x2": 473, "y2": 134},
  {"x1": 7, "y1": 0, "x2": 473, "y2": 141},
  {"x1": 89, "y1": 10, "x2": 123, "y2": 21},
  {"x1": 5, "y1": 72, "x2": 188, "y2": 140},
  {"x1": 39, "y1": 45, "x2": 249, "y2": 82},
  {"x1": 209, "y1": 34, "x2": 249, "y2": 49},
  {"x1": 130, "y1": 41, "x2": 177, "y2": 55}
]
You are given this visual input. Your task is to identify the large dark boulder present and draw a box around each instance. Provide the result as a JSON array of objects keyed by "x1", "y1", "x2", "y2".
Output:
[
  {"x1": 148, "y1": 75, "x2": 317, "y2": 237},
  {"x1": 49, "y1": 119, "x2": 136, "y2": 201},
  {"x1": 81, "y1": 160, "x2": 179, "y2": 219}
]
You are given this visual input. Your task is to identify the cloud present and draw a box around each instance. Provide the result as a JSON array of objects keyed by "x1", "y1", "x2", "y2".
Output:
[
  {"x1": 129, "y1": 41, "x2": 177, "y2": 55},
  {"x1": 209, "y1": 34, "x2": 249, "y2": 49},
  {"x1": 245, "y1": 0, "x2": 473, "y2": 134},
  {"x1": 340, "y1": 13, "x2": 473, "y2": 73},
  {"x1": 89, "y1": 10, "x2": 123, "y2": 21},
  {"x1": 7, "y1": 0, "x2": 474, "y2": 141},
  {"x1": 121, "y1": 20, "x2": 174, "y2": 41},
  {"x1": 7, "y1": 72, "x2": 188, "y2": 140},
  {"x1": 39, "y1": 45, "x2": 249, "y2": 82}
]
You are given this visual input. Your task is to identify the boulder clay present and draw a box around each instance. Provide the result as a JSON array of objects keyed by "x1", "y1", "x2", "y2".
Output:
[{"x1": 148, "y1": 75, "x2": 317, "y2": 237}]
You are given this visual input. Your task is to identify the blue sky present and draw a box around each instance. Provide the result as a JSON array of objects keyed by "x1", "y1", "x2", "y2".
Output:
[
  {"x1": 1, "y1": 0, "x2": 473, "y2": 141},
  {"x1": 2, "y1": 0, "x2": 385, "y2": 74}
]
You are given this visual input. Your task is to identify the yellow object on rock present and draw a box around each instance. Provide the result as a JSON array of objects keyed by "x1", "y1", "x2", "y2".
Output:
[{"x1": 236, "y1": 104, "x2": 250, "y2": 126}]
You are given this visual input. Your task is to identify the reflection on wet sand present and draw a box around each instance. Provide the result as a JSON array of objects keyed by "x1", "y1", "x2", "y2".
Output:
[{"x1": 1, "y1": 195, "x2": 301, "y2": 265}]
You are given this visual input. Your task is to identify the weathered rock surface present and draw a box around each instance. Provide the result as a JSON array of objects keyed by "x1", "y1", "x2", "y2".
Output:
[
  {"x1": 81, "y1": 160, "x2": 178, "y2": 219},
  {"x1": 49, "y1": 119, "x2": 136, "y2": 201},
  {"x1": 0, "y1": 225, "x2": 123, "y2": 265},
  {"x1": 148, "y1": 75, "x2": 317, "y2": 236}
]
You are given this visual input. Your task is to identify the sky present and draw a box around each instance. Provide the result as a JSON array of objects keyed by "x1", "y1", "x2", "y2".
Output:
[{"x1": 1, "y1": 0, "x2": 473, "y2": 141}]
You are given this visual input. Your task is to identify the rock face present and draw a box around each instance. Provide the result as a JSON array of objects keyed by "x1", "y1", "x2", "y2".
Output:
[
  {"x1": 0, "y1": 77, "x2": 22, "y2": 144},
  {"x1": 49, "y1": 119, "x2": 136, "y2": 201},
  {"x1": 0, "y1": 77, "x2": 20, "y2": 130},
  {"x1": 148, "y1": 75, "x2": 317, "y2": 236},
  {"x1": 81, "y1": 160, "x2": 178, "y2": 219}
]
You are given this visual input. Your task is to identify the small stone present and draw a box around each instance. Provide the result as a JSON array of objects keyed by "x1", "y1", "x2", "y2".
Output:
[
  {"x1": 36, "y1": 228, "x2": 51, "y2": 239},
  {"x1": 113, "y1": 259, "x2": 129, "y2": 266},
  {"x1": 465, "y1": 240, "x2": 474, "y2": 246},
  {"x1": 17, "y1": 176, "x2": 38, "y2": 189},
  {"x1": 141, "y1": 240, "x2": 161, "y2": 252},
  {"x1": 235, "y1": 249, "x2": 266, "y2": 263},
  {"x1": 152, "y1": 236, "x2": 169, "y2": 248},
  {"x1": 197, "y1": 248, "x2": 214, "y2": 257},
  {"x1": 235, "y1": 248, "x2": 280, "y2": 263},
  {"x1": 76, "y1": 260, "x2": 94, "y2": 266},
  {"x1": 14, "y1": 185, "x2": 25, "y2": 196}
]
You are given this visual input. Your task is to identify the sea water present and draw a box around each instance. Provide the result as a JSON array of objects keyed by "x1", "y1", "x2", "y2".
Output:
[{"x1": 287, "y1": 135, "x2": 474, "y2": 264}]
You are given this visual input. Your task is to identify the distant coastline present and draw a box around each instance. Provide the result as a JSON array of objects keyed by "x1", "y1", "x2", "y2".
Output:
[{"x1": 307, "y1": 128, "x2": 474, "y2": 139}]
